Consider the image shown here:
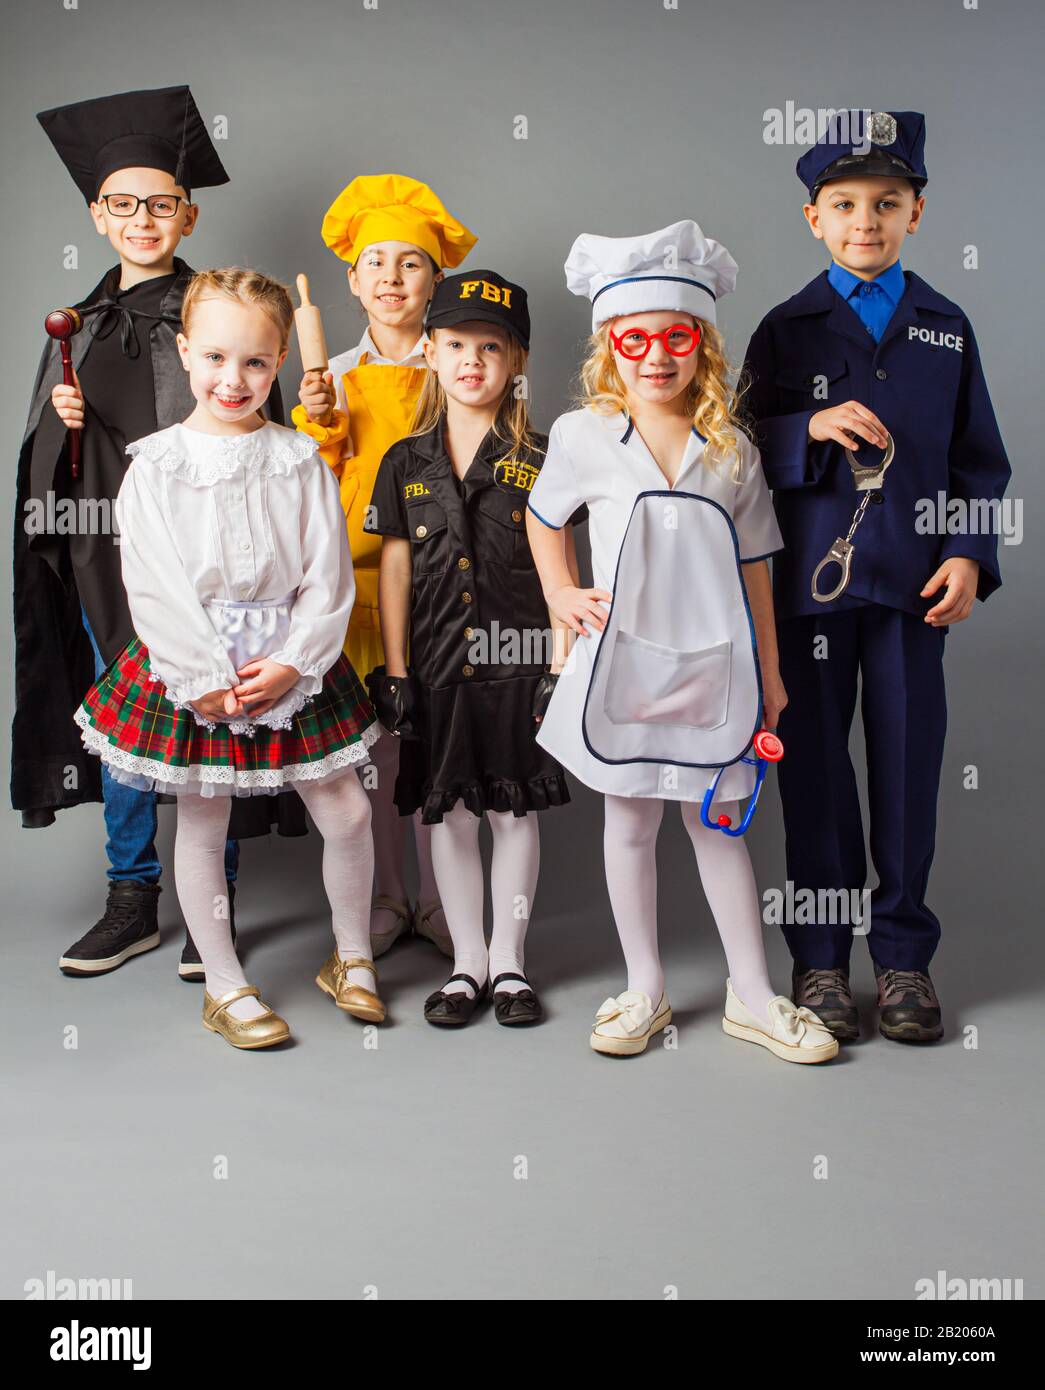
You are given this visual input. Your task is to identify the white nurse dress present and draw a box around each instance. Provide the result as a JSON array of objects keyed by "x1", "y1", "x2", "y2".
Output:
[{"x1": 527, "y1": 407, "x2": 783, "y2": 804}]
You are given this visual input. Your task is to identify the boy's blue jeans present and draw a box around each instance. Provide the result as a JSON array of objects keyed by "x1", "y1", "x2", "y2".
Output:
[{"x1": 80, "y1": 609, "x2": 239, "y2": 885}]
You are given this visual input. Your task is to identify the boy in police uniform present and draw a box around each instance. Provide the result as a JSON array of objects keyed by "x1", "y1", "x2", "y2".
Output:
[{"x1": 742, "y1": 110, "x2": 1010, "y2": 1043}]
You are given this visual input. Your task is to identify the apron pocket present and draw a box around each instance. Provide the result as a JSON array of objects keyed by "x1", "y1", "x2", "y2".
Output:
[{"x1": 604, "y1": 630, "x2": 732, "y2": 730}]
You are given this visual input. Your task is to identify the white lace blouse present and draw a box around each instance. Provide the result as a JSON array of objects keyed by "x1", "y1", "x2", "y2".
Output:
[{"x1": 116, "y1": 421, "x2": 354, "y2": 729}]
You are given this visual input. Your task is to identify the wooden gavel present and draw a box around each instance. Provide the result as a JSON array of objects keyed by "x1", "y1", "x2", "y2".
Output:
[{"x1": 44, "y1": 307, "x2": 83, "y2": 479}]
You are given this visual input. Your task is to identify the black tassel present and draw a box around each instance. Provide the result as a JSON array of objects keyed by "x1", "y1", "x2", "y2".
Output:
[{"x1": 174, "y1": 89, "x2": 189, "y2": 192}]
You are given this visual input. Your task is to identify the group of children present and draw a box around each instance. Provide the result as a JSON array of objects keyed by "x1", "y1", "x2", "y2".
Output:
[{"x1": 14, "y1": 90, "x2": 1009, "y2": 1059}]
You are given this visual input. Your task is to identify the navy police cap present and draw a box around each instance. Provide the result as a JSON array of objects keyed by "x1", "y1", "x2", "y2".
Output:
[
  {"x1": 426, "y1": 269, "x2": 530, "y2": 351},
  {"x1": 796, "y1": 110, "x2": 927, "y2": 200}
]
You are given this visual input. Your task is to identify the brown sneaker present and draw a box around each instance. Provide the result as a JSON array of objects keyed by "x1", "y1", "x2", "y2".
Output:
[
  {"x1": 873, "y1": 964, "x2": 943, "y2": 1044},
  {"x1": 791, "y1": 966, "x2": 860, "y2": 1042}
]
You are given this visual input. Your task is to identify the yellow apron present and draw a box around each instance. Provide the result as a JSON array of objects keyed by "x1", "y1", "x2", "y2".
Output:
[{"x1": 338, "y1": 356, "x2": 426, "y2": 677}]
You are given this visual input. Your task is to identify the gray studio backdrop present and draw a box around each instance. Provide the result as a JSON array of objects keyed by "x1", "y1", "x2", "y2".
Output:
[{"x1": 1, "y1": 0, "x2": 1041, "y2": 1302}]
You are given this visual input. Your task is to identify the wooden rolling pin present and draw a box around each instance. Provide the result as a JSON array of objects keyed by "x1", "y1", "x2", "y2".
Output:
[{"x1": 294, "y1": 273, "x2": 329, "y2": 374}]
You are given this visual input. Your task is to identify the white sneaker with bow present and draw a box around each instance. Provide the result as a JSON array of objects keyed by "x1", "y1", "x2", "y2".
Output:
[
  {"x1": 722, "y1": 979, "x2": 839, "y2": 1064},
  {"x1": 590, "y1": 990, "x2": 672, "y2": 1056}
]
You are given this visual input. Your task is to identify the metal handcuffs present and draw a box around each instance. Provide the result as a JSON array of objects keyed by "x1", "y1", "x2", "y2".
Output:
[{"x1": 811, "y1": 431, "x2": 895, "y2": 603}]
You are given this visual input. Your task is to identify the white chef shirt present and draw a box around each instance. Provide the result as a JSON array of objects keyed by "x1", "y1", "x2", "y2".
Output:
[
  {"x1": 528, "y1": 407, "x2": 782, "y2": 583},
  {"x1": 116, "y1": 421, "x2": 355, "y2": 713},
  {"x1": 527, "y1": 407, "x2": 783, "y2": 802}
]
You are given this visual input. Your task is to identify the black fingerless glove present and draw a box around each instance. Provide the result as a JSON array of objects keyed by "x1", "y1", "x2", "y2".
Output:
[
  {"x1": 532, "y1": 672, "x2": 559, "y2": 725},
  {"x1": 366, "y1": 666, "x2": 423, "y2": 739}
]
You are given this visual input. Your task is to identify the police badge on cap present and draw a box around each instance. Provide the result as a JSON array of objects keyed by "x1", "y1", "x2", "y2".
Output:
[
  {"x1": 796, "y1": 109, "x2": 927, "y2": 200},
  {"x1": 867, "y1": 111, "x2": 898, "y2": 145}
]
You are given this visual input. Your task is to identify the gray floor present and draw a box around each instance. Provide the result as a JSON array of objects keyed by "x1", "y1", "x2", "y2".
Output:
[
  {"x1": 3, "y1": 776, "x2": 1039, "y2": 1302},
  {"x1": 4, "y1": 0, "x2": 1041, "y2": 1307}
]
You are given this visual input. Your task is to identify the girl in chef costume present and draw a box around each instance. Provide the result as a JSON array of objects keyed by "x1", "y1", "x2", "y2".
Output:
[
  {"x1": 294, "y1": 175, "x2": 477, "y2": 961},
  {"x1": 75, "y1": 269, "x2": 382, "y2": 1049},
  {"x1": 526, "y1": 222, "x2": 837, "y2": 1064}
]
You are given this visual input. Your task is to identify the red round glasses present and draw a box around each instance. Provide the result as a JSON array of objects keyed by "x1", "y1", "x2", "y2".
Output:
[{"x1": 609, "y1": 323, "x2": 702, "y2": 360}]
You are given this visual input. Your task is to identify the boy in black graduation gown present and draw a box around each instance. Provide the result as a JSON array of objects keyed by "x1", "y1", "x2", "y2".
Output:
[
  {"x1": 11, "y1": 86, "x2": 301, "y2": 980},
  {"x1": 741, "y1": 111, "x2": 1010, "y2": 1044}
]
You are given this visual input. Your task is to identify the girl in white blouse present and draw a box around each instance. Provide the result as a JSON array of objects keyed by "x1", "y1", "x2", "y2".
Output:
[{"x1": 75, "y1": 269, "x2": 383, "y2": 1049}]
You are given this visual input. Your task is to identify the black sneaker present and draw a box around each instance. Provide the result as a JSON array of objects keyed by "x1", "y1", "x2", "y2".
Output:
[
  {"x1": 792, "y1": 965, "x2": 860, "y2": 1041},
  {"x1": 179, "y1": 881, "x2": 237, "y2": 982},
  {"x1": 873, "y1": 963, "x2": 943, "y2": 1043},
  {"x1": 59, "y1": 880, "x2": 161, "y2": 977}
]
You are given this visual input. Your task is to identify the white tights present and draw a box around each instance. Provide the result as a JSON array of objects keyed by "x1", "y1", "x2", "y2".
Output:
[
  {"x1": 428, "y1": 801, "x2": 540, "y2": 996},
  {"x1": 176, "y1": 773, "x2": 374, "y2": 1020},
  {"x1": 365, "y1": 730, "x2": 444, "y2": 933},
  {"x1": 602, "y1": 794, "x2": 775, "y2": 1016}
]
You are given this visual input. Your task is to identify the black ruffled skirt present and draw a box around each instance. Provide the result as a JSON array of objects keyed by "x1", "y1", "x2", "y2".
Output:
[{"x1": 394, "y1": 673, "x2": 570, "y2": 824}]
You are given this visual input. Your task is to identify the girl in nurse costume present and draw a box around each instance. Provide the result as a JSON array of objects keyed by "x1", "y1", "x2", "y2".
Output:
[
  {"x1": 526, "y1": 223, "x2": 837, "y2": 1064},
  {"x1": 75, "y1": 270, "x2": 381, "y2": 1049},
  {"x1": 294, "y1": 175, "x2": 477, "y2": 961}
]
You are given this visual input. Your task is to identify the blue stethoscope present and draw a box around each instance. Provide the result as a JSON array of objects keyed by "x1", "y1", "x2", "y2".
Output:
[{"x1": 700, "y1": 729, "x2": 784, "y2": 837}]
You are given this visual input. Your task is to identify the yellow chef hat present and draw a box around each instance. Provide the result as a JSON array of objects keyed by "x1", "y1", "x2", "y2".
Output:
[{"x1": 321, "y1": 173, "x2": 477, "y2": 268}]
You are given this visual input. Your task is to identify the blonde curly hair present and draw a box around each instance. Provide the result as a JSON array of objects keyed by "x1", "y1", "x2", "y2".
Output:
[{"x1": 577, "y1": 317, "x2": 747, "y2": 477}]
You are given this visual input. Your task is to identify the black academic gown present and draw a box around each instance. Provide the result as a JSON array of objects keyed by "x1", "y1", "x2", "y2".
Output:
[{"x1": 11, "y1": 258, "x2": 307, "y2": 837}]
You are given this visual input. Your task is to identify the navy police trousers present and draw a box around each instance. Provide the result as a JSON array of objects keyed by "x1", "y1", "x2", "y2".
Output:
[{"x1": 776, "y1": 604, "x2": 947, "y2": 972}]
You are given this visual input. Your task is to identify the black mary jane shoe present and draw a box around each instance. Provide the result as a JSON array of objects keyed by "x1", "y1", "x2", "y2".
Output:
[
  {"x1": 491, "y1": 972, "x2": 544, "y2": 1027},
  {"x1": 423, "y1": 973, "x2": 489, "y2": 1028}
]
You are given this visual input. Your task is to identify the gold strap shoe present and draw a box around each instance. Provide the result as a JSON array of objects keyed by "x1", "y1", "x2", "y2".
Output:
[
  {"x1": 202, "y1": 985, "x2": 291, "y2": 1050},
  {"x1": 413, "y1": 900, "x2": 454, "y2": 958},
  {"x1": 370, "y1": 896, "x2": 412, "y2": 958},
  {"x1": 315, "y1": 952, "x2": 386, "y2": 1023}
]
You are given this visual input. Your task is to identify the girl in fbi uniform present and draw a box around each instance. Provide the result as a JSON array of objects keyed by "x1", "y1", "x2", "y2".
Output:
[
  {"x1": 75, "y1": 269, "x2": 381, "y2": 1048},
  {"x1": 294, "y1": 175, "x2": 477, "y2": 961},
  {"x1": 366, "y1": 271, "x2": 581, "y2": 1026},
  {"x1": 526, "y1": 223, "x2": 837, "y2": 1063}
]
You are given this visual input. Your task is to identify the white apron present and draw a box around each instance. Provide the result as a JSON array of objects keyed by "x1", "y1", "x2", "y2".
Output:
[
  {"x1": 538, "y1": 491, "x2": 762, "y2": 802},
  {"x1": 196, "y1": 591, "x2": 312, "y2": 735}
]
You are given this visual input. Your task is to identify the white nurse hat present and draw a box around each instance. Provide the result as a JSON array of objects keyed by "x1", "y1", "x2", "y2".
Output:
[{"x1": 565, "y1": 219, "x2": 738, "y2": 329}]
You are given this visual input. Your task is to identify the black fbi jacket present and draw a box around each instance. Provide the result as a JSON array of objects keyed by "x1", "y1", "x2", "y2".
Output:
[{"x1": 367, "y1": 418, "x2": 583, "y2": 691}]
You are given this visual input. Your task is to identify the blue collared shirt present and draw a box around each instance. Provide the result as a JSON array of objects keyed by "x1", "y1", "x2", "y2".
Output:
[{"x1": 827, "y1": 260, "x2": 906, "y2": 342}]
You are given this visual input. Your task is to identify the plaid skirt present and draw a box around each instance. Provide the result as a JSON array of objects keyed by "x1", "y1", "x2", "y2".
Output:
[{"x1": 74, "y1": 637, "x2": 381, "y2": 798}]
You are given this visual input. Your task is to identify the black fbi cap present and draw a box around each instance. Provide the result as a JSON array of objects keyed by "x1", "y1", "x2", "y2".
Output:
[{"x1": 426, "y1": 270, "x2": 530, "y2": 351}]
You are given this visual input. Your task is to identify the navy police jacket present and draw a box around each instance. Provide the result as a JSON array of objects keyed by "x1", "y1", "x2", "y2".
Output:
[{"x1": 742, "y1": 270, "x2": 1010, "y2": 620}]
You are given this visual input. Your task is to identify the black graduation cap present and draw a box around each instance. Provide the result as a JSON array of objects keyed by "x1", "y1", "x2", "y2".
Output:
[{"x1": 36, "y1": 85, "x2": 230, "y2": 203}]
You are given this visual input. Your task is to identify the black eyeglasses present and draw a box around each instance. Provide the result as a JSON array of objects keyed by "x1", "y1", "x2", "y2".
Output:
[{"x1": 98, "y1": 194, "x2": 188, "y2": 219}]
